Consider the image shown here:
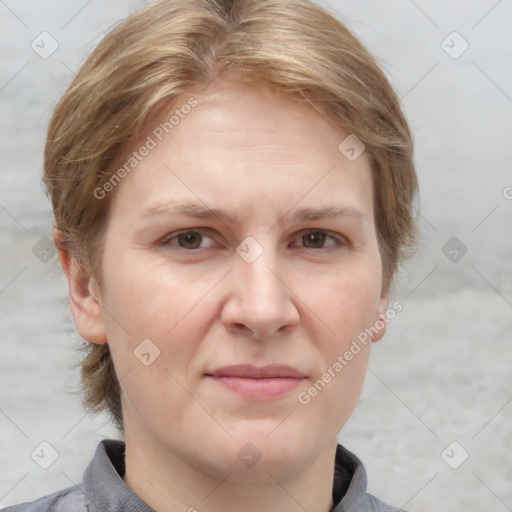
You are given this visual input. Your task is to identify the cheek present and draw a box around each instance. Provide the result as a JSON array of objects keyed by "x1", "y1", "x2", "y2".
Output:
[
  {"x1": 302, "y1": 276, "x2": 375, "y2": 427},
  {"x1": 299, "y1": 262, "x2": 380, "y2": 409},
  {"x1": 307, "y1": 261, "x2": 382, "y2": 344},
  {"x1": 101, "y1": 246, "x2": 216, "y2": 334},
  {"x1": 331, "y1": 278, "x2": 380, "y2": 335},
  {"x1": 98, "y1": 250, "x2": 232, "y2": 390},
  {"x1": 98, "y1": 263, "x2": 217, "y2": 428}
]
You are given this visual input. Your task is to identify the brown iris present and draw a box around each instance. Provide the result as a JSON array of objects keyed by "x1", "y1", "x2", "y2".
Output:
[
  {"x1": 301, "y1": 231, "x2": 327, "y2": 248},
  {"x1": 177, "y1": 231, "x2": 203, "y2": 249}
]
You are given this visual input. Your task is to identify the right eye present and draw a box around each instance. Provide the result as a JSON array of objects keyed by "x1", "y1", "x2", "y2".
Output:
[{"x1": 161, "y1": 230, "x2": 216, "y2": 250}]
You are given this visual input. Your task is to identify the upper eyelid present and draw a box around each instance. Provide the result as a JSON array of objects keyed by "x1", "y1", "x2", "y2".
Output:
[{"x1": 294, "y1": 228, "x2": 344, "y2": 240}]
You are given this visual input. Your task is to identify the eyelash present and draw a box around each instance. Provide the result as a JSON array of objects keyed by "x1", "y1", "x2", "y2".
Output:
[{"x1": 160, "y1": 228, "x2": 347, "y2": 252}]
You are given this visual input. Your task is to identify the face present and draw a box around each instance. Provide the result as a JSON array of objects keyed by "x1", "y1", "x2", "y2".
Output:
[{"x1": 81, "y1": 81, "x2": 388, "y2": 479}]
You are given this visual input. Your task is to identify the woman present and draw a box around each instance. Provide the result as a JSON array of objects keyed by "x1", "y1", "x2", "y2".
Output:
[{"x1": 6, "y1": 0, "x2": 418, "y2": 510}]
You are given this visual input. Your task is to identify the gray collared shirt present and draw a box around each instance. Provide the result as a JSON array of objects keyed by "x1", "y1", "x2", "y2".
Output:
[{"x1": 2, "y1": 440, "x2": 406, "y2": 512}]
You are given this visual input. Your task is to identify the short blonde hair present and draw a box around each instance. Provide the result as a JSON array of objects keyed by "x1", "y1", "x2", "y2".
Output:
[{"x1": 44, "y1": 0, "x2": 418, "y2": 432}]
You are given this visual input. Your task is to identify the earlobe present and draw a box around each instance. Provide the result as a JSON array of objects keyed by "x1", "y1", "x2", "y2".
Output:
[{"x1": 55, "y1": 231, "x2": 108, "y2": 344}]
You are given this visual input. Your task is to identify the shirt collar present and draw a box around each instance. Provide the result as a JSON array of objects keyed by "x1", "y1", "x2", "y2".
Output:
[
  {"x1": 83, "y1": 439, "x2": 153, "y2": 512},
  {"x1": 83, "y1": 439, "x2": 366, "y2": 512},
  {"x1": 331, "y1": 444, "x2": 369, "y2": 511}
]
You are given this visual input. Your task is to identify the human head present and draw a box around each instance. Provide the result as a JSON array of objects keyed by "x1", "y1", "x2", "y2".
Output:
[{"x1": 44, "y1": 0, "x2": 418, "y2": 433}]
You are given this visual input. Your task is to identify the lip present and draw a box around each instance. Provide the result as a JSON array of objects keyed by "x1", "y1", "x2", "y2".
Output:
[{"x1": 205, "y1": 364, "x2": 306, "y2": 400}]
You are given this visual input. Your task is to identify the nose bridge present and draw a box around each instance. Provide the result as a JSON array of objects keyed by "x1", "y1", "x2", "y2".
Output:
[
  {"x1": 236, "y1": 239, "x2": 283, "y2": 307},
  {"x1": 222, "y1": 236, "x2": 299, "y2": 338}
]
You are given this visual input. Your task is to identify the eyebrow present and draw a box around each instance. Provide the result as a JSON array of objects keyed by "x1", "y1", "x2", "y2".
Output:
[{"x1": 139, "y1": 201, "x2": 366, "y2": 225}]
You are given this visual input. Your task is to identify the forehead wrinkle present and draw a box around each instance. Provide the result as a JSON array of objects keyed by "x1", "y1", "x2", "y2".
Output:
[
  {"x1": 140, "y1": 200, "x2": 239, "y2": 225},
  {"x1": 290, "y1": 206, "x2": 366, "y2": 223},
  {"x1": 139, "y1": 201, "x2": 367, "y2": 230}
]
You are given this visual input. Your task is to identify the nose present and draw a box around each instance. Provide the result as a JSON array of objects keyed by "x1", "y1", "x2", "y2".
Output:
[{"x1": 221, "y1": 246, "x2": 300, "y2": 340}]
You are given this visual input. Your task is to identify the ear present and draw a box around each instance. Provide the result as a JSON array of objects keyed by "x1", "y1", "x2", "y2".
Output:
[
  {"x1": 371, "y1": 293, "x2": 389, "y2": 343},
  {"x1": 55, "y1": 230, "x2": 108, "y2": 344}
]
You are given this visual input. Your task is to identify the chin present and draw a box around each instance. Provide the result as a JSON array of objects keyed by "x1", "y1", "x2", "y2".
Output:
[{"x1": 191, "y1": 422, "x2": 318, "y2": 481}]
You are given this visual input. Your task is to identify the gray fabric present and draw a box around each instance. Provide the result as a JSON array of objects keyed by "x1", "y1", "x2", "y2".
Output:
[{"x1": 2, "y1": 440, "x2": 406, "y2": 512}]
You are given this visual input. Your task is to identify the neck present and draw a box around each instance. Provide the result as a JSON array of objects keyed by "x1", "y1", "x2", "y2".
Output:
[{"x1": 122, "y1": 427, "x2": 337, "y2": 512}]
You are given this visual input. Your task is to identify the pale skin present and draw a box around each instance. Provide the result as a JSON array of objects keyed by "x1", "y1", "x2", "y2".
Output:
[{"x1": 58, "y1": 81, "x2": 389, "y2": 512}]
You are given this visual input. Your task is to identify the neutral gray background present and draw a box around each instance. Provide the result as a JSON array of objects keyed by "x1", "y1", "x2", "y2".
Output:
[{"x1": 1, "y1": 1, "x2": 511, "y2": 511}]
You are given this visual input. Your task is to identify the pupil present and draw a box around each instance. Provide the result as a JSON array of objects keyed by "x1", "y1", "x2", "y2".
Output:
[
  {"x1": 304, "y1": 232, "x2": 325, "y2": 248},
  {"x1": 178, "y1": 232, "x2": 201, "y2": 249}
]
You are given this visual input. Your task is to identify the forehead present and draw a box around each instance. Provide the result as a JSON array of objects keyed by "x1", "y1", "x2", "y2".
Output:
[{"x1": 108, "y1": 81, "x2": 374, "y2": 224}]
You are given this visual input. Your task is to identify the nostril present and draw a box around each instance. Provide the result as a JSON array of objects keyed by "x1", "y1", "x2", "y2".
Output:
[{"x1": 229, "y1": 322, "x2": 251, "y2": 334}]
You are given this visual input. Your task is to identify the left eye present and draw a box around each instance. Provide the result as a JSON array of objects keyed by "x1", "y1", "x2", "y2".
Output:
[
  {"x1": 294, "y1": 230, "x2": 341, "y2": 249},
  {"x1": 162, "y1": 230, "x2": 215, "y2": 250}
]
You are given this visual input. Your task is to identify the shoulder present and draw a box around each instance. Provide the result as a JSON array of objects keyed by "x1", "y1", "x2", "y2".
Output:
[
  {"x1": 1, "y1": 485, "x2": 88, "y2": 512},
  {"x1": 2, "y1": 439, "x2": 132, "y2": 512}
]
